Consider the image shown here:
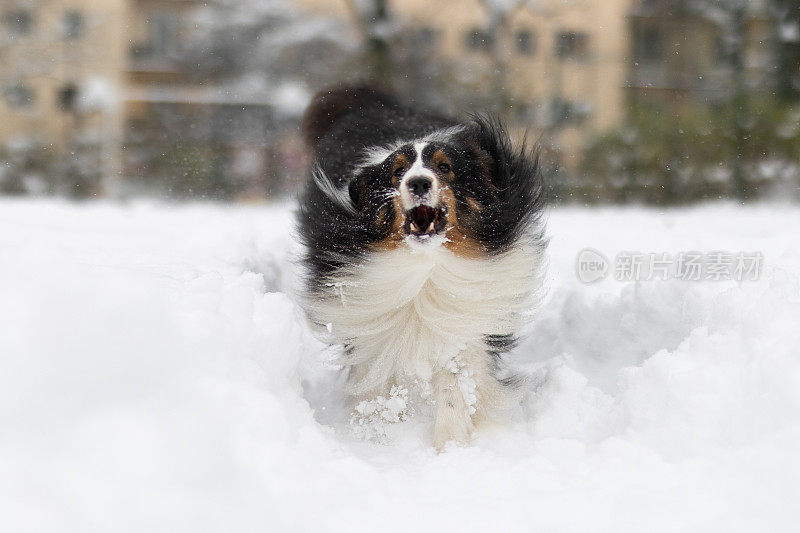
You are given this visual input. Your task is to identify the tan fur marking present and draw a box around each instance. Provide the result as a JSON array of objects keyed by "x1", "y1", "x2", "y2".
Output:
[
  {"x1": 371, "y1": 195, "x2": 406, "y2": 251},
  {"x1": 466, "y1": 196, "x2": 483, "y2": 211},
  {"x1": 440, "y1": 187, "x2": 486, "y2": 258},
  {"x1": 375, "y1": 204, "x2": 390, "y2": 228},
  {"x1": 431, "y1": 150, "x2": 454, "y2": 182},
  {"x1": 391, "y1": 154, "x2": 410, "y2": 187}
]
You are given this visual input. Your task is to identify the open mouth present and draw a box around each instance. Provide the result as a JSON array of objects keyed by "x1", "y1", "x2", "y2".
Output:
[{"x1": 404, "y1": 205, "x2": 447, "y2": 238}]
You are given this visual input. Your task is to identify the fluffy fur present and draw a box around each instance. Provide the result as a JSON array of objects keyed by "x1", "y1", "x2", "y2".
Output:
[{"x1": 297, "y1": 84, "x2": 546, "y2": 449}]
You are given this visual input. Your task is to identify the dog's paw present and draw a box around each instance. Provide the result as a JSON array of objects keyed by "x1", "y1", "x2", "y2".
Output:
[
  {"x1": 433, "y1": 410, "x2": 474, "y2": 452},
  {"x1": 433, "y1": 434, "x2": 470, "y2": 453}
]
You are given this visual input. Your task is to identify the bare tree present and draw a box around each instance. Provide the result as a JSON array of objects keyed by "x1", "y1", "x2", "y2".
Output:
[
  {"x1": 771, "y1": 0, "x2": 800, "y2": 101},
  {"x1": 185, "y1": 0, "x2": 353, "y2": 87},
  {"x1": 475, "y1": 0, "x2": 526, "y2": 117},
  {"x1": 343, "y1": 0, "x2": 396, "y2": 83},
  {"x1": 688, "y1": 0, "x2": 754, "y2": 200}
]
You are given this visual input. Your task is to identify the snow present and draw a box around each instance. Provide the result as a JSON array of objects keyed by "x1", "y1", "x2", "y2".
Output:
[
  {"x1": 779, "y1": 21, "x2": 800, "y2": 43},
  {"x1": 1, "y1": 199, "x2": 799, "y2": 532},
  {"x1": 77, "y1": 77, "x2": 117, "y2": 112},
  {"x1": 447, "y1": 356, "x2": 478, "y2": 415},
  {"x1": 124, "y1": 81, "x2": 310, "y2": 115}
]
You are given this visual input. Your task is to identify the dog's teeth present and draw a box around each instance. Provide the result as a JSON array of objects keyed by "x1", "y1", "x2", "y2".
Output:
[
  {"x1": 410, "y1": 222, "x2": 420, "y2": 232},
  {"x1": 427, "y1": 222, "x2": 434, "y2": 232}
]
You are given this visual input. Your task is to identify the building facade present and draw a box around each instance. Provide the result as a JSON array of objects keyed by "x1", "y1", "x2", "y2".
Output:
[
  {"x1": 294, "y1": 0, "x2": 634, "y2": 169},
  {"x1": 0, "y1": 0, "x2": 128, "y2": 193},
  {"x1": 0, "y1": 0, "x2": 778, "y2": 195}
]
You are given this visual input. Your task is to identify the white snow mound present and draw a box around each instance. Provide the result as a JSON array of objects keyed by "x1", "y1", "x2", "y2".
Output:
[{"x1": 1, "y1": 200, "x2": 799, "y2": 532}]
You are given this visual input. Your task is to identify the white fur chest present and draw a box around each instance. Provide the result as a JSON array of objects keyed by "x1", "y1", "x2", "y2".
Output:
[{"x1": 307, "y1": 237, "x2": 542, "y2": 395}]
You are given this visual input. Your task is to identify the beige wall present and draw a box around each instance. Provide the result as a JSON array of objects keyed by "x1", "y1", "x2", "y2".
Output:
[
  {"x1": 2, "y1": 0, "x2": 772, "y2": 183},
  {"x1": 293, "y1": 0, "x2": 635, "y2": 167},
  {"x1": 0, "y1": 0, "x2": 128, "y2": 151},
  {"x1": 0, "y1": 0, "x2": 200, "y2": 187},
  {"x1": 1, "y1": 0, "x2": 635, "y2": 175}
]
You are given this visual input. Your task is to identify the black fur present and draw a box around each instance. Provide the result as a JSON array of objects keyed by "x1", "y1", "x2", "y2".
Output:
[
  {"x1": 466, "y1": 115, "x2": 546, "y2": 254},
  {"x1": 297, "y1": 84, "x2": 545, "y2": 298},
  {"x1": 296, "y1": 84, "x2": 548, "y2": 409},
  {"x1": 303, "y1": 83, "x2": 456, "y2": 189}
]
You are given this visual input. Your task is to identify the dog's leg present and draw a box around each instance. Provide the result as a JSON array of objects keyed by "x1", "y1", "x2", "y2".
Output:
[
  {"x1": 433, "y1": 348, "x2": 518, "y2": 450},
  {"x1": 432, "y1": 353, "x2": 481, "y2": 450},
  {"x1": 432, "y1": 368, "x2": 474, "y2": 450},
  {"x1": 347, "y1": 359, "x2": 392, "y2": 401}
]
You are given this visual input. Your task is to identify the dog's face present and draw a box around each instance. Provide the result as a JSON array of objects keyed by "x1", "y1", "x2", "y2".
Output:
[{"x1": 349, "y1": 129, "x2": 497, "y2": 256}]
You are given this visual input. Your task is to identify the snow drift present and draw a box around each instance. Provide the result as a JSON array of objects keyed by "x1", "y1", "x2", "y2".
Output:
[{"x1": 1, "y1": 200, "x2": 799, "y2": 532}]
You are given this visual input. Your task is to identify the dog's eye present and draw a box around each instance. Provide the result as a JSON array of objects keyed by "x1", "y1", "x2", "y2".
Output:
[
  {"x1": 393, "y1": 166, "x2": 406, "y2": 177},
  {"x1": 437, "y1": 163, "x2": 451, "y2": 173}
]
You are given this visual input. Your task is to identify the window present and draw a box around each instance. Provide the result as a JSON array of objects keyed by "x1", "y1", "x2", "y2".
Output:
[
  {"x1": 516, "y1": 30, "x2": 535, "y2": 55},
  {"x1": 58, "y1": 84, "x2": 79, "y2": 112},
  {"x1": 416, "y1": 27, "x2": 438, "y2": 48},
  {"x1": 556, "y1": 31, "x2": 589, "y2": 60},
  {"x1": 4, "y1": 85, "x2": 35, "y2": 108},
  {"x1": 635, "y1": 27, "x2": 663, "y2": 63},
  {"x1": 129, "y1": 43, "x2": 152, "y2": 59},
  {"x1": 714, "y1": 33, "x2": 735, "y2": 65},
  {"x1": 63, "y1": 11, "x2": 84, "y2": 40},
  {"x1": 513, "y1": 102, "x2": 535, "y2": 122},
  {"x1": 466, "y1": 28, "x2": 493, "y2": 51},
  {"x1": 4, "y1": 10, "x2": 33, "y2": 36},
  {"x1": 551, "y1": 98, "x2": 592, "y2": 126},
  {"x1": 149, "y1": 11, "x2": 180, "y2": 57}
]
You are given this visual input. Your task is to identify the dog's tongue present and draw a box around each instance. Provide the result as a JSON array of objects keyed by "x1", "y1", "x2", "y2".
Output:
[{"x1": 410, "y1": 206, "x2": 436, "y2": 230}]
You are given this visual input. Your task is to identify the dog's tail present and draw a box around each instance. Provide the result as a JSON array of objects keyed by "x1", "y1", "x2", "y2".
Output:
[{"x1": 301, "y1": 83, "x2": 397, "y2": 148}]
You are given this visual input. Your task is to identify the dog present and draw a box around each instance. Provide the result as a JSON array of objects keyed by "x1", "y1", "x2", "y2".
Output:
[{"x1": 297, "y1": 84, "x2": 546, "y2": 449}]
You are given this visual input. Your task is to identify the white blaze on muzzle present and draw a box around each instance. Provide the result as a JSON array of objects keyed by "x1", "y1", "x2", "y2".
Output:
[{"x1": 399, "y1": 142, "x2": 439, "y2": 210}]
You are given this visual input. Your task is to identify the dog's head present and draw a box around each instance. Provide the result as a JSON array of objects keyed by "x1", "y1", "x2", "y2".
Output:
[{"x1": 344, "y1": 118, "x2": 542, "y2": 257}]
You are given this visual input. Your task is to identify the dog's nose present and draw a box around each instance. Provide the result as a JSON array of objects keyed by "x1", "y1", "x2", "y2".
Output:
[{"x1": 407, "y1": 177, "x2": 432, "y2": 197}]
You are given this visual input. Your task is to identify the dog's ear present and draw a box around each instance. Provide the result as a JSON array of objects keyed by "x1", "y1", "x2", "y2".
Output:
[
  {"x1": 348, "y1": 175, "x2": 363, "y2": 209},
  {"x1": 348, "y1": 166, "x2": 378, "y2": 212},
  {"x1": 458, "y1": 115, "x2": 545, "y2": 253},
  {"x1": 460, "y1": 116, "x2": 516, "y2": 190}
]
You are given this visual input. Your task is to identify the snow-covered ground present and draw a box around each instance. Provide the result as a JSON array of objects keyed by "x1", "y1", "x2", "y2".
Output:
[{"x1": 2, "y1": 199, "x2": 799, "y2": 532}]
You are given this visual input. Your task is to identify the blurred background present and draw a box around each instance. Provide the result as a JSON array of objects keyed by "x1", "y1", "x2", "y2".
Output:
[{"x1": 0, "y1": 0, "x2": 798, "y2": 204}]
